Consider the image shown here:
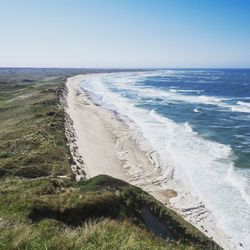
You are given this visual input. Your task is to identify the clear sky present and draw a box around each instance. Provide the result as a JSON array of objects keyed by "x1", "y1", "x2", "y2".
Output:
[{"x1": 1, "y1": 0, "x2": 250, "y2": 68}]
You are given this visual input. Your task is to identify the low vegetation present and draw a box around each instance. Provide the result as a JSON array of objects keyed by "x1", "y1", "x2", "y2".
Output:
[{"x1": 0, "y1": 69, "x2": 221, "y2": 249}]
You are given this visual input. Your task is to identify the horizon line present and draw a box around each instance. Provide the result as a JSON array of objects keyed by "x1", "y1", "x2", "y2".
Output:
[{"x1": 0, "y1": 66, "x2": 250, "y2": 70}]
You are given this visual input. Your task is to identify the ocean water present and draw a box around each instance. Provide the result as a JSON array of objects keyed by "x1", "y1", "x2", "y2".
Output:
[{"x1": 80, "y1": 69, "x2": 250, "y2": 249}]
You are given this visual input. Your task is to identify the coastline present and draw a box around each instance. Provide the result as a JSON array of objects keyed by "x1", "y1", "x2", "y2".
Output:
[{"x1": 65, "y1": 74, "x2": 232, "y2": 249}]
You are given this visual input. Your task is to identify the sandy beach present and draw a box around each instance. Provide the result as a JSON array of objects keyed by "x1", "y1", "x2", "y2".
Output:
[{"x1": 65, "y1": 74, "x2": 233, "y2": 250}]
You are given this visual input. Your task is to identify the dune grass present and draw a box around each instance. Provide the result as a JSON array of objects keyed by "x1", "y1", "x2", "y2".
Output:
[
  {"x1": 0, "y1": 175, "x2": 199, "y2": 250},
  {"x1": 1, "y1": 217, "x2": 200, "y2": 250},
  {"x1": 0, "y1": 77, "x2": 72, "y2": 178}
]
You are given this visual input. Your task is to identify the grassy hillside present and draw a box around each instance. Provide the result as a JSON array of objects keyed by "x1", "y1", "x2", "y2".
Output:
[{"x1": 0, "y1": 69, "x2": 221, "y2": 250}]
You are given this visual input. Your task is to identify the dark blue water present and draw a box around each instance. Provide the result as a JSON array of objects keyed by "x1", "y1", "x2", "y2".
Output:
[{"x1": 136, "y1": 70, "x2": 250, "y2": 169}]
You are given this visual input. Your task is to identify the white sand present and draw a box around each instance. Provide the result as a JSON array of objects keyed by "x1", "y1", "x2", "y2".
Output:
[{"x1": 65, "y1": 74, "x2": 232, "y2": 250}]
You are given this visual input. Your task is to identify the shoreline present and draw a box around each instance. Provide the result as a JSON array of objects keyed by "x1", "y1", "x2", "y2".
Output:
[{"x1": 64, "y1": 74, "x2": 232, "y2": 249}]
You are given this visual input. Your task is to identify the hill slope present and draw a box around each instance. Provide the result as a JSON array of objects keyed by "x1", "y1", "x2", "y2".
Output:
[{"x1": 0, "y1": 69, "x2": 221, "y2": 249}]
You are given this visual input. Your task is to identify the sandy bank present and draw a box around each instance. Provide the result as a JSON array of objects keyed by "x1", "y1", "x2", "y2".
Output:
[{"x1": 65, "y1": 74, "x2": 232, "y2": 249}]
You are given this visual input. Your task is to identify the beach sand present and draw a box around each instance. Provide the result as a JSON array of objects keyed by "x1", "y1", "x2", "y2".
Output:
[{"x1": 65, "y1": 74, "x2": 232, "y2": 249}]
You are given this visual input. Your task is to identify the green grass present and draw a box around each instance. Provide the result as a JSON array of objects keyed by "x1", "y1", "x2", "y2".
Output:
[
  {"x1": 0, "y1": 80, "x2": 72, "y2": 178},
  {"x1": 0, "y1": 69, "x2": 221, "y2": 250},
  {"x1": 0, "y1": 174, "x2": 218, "y2": 250},
  {"x1": 1, "y1": 218, "x2": 198, "y2": 250}
]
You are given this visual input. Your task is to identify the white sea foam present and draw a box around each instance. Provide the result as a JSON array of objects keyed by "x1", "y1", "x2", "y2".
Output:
[
  {"x1": 170, "y1": 89, "x2": 203, "y2": 94},
  {"x1": 193, "y1": 107, "x2": 200, "y2": 112},
  {"x1": 81, "y1": 72, "x2": 250, "y2": 249},
  {"x1": 231, "y1": 101, "x2": 250, "y2": 113},
  {"x1": 225, "y1": 166, "x2": 250, "y2": 206},
  {"x1": 237, "y1": 101, "x2": 250, "y2": 107},
  {"x1": 101, "y1": 71, "x2": 250, "y2": 114}
]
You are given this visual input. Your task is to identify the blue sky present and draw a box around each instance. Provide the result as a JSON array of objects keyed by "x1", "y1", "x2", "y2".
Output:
[{"x1": 1, "y1": 0, "x2": 250, "y2": 68}]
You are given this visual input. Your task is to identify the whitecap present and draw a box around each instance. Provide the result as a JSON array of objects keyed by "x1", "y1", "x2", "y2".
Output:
[{"x1": 193, "y1": 107, "x2": 200, "y2": 112}]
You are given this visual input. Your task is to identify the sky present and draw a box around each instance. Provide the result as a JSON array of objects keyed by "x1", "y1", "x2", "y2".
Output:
[{"x1": 0, "y1": 0, "x2": 250, "y2": 68}]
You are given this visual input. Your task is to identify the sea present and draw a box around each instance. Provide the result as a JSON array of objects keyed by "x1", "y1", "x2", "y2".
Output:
[{"x1": 80, "y1": 69, "x2": 250, "y2": 249}]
